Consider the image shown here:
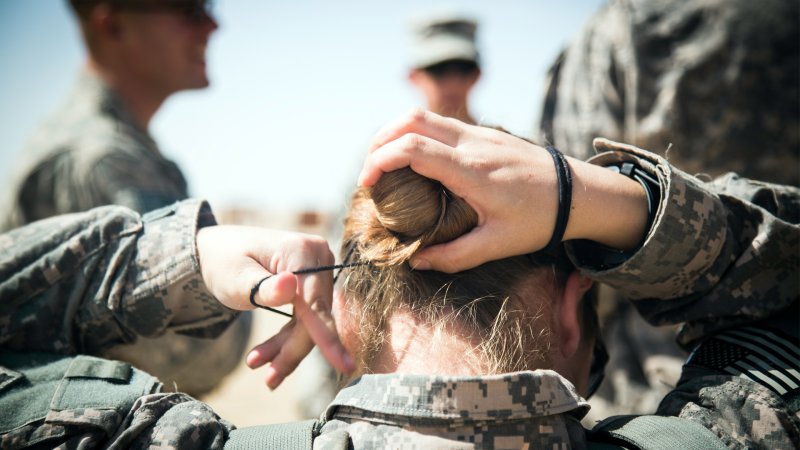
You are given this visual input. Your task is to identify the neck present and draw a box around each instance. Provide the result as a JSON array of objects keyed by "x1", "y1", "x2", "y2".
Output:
[
  {"x1": 85, "y1": 59, "x2": 167, "y2": 130},
  {"x1": 370, "y1": 309, "x2": 487, "y2": 375}
]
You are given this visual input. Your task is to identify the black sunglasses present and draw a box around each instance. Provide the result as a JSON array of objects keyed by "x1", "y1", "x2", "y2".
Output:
[
  {"x1": 423, "y1": 59, "x2": 480, "y2": 79},
  {"x1": 109, "y1": 0, "x2": 214, "y2": 22}
]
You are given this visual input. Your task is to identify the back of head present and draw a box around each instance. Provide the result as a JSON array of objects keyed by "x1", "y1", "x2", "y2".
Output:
[
  {"x1": 409, "y1": 13, "x2": 481, "y2": 70},
  {"x1": 340, "y1": 168, "x2": 571, "y2": 375}
]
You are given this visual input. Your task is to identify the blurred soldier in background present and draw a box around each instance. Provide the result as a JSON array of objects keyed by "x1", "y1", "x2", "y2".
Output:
[
  {"x1": 537, "y1": 0, "x2": 800, "y2": 421},
  {"x1": 0, "y1": 0, "x2": 251, "y2": 395},
  {"x1": 296, "y1": 13, "x2": 491, "y2": 419},
  {"x1": 540, "y1": 0, "x2": 799, "y2": 184},
  {"x1": 407, "y1": 14, "x2": 482, "y2": 125}
]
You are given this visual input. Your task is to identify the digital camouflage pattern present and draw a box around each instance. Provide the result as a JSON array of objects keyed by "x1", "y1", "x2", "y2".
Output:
[
  {"x1": 0, "y1": 143, "x2": 797, "y2": 448},
  {"x1": 538, "y1": 0, "x2": 800, "y2": 186},
  {"x1": 0, "y1": 200, "x2": 233, "y2": 356},
  {"x1": 0, "y1": 71, "x2": 250, "y2": 395},
  {"x1": 539, "y1": 0, "x2": 800, "y2": 423},
  {"x1": 0, "y1": 71, "x2": 188, "y2": 231},
  {"x1": 316, "y1": 371, "x2": 589, "y2": 449},
  {"x1": 581, "y1": 139, "x2": 799, "y2": 347}
]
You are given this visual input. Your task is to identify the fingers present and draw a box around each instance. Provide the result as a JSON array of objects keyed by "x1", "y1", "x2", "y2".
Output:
[
  {"x1": 367, "y1": 109, "x2": 462, "y2": 153},
  {"x1": 250, "y1": 265, "x2": 355, "y2": 379},
  {"x1": 410, "y1": 226, "x2": 508, "y2": 273},
  {"x1": 251, "y1": 271, "x2": 297, "y2": 309},
  {"x1": 246, "y1": 267, "x2": 355, "y2": 389},
  {"x1": 359, "y1": 133, "x2": 465, "y2": 188},
  {"x1": 294, "y1": 269, "x2": 356, "y2": 375},
  {"x1": 246, "y1": 321, "x2": 313, "y2": 389}
]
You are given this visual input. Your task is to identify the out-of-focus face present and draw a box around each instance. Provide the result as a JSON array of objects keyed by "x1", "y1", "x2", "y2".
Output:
[
  {"x1": 409, "y1": 60, "x2": 480, "y2": 116},
  {"x1": 117, "y1": 0, "x2": 218, "y2": 95}
]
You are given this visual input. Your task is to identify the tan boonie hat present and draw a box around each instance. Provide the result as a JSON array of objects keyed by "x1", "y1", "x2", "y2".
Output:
[{"x1": 410, "y1": 14, "x2": 480, "y2": 69}]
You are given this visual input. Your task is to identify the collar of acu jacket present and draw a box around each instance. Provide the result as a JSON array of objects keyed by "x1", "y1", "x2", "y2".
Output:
[{"x1": 323, "y1": 370, "x2": 589, "y2": 426}]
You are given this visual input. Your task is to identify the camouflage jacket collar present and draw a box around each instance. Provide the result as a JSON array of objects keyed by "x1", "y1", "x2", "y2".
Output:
[{"x1": 324, "y1": 370, "x2": 589, "y2": 427}]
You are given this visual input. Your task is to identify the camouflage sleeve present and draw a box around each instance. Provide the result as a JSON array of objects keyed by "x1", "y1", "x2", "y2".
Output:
[
  {"x1": 567, "y1": 138, "x2": 800, "y2": 346},
  {"x1": 112, "y1": 392, "x2": 234, "y2": 449},
  {"x1": 0, "y1": 199, "x2": 237, "y2": 355},
  {"x1": 88, "y1": 149, "x2": 189, "y2": 214}
]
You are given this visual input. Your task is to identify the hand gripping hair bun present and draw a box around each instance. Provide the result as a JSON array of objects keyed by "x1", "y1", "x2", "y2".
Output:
[{"x1": 359, "y1": 168, "x2": 477, "y2": 266}]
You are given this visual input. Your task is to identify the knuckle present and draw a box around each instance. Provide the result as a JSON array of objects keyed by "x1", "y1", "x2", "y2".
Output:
[
  {"x1": 406, "y1": 108, "x2": 428, "y2": 125},
  {"x1": 400, "y1": 133, "x2": 424, "y2": 153}
]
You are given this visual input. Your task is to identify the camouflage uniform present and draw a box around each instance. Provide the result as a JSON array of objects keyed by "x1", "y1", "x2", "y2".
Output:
[
  {"x1": 0, "y1": 71, "x2": 250, "y2": 395},
  {"x1": 539, "y1": 0, "x2": 800, "y2": 185},
  {"x1": 0, "y1": 71, "x2": 189, "y2": 231},
  {"x1": 537, "y1": 0, "x2": 800, "y2": 422},
  {"x1": 0, "y1": 141, "x2": 798, "y2": 448}
]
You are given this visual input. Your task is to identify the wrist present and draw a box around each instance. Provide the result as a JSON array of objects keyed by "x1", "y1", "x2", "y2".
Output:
[{"x1": 563, "y1": 158, "x2": 649, "y2": 250}]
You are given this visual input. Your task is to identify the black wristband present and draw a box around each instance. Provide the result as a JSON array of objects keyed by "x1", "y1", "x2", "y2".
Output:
[{"x1": 544, "y1": 145, "x2": 573, "y2": 254}]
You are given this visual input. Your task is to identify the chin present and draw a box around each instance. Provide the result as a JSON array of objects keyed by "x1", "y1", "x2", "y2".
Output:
[{"x1": 183, "y1": 77, "x2": 211, "y2": 91}]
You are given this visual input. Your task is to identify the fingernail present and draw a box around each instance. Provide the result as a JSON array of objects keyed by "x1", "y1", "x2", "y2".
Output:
[
  {"x1": 264, "y1": 365, "x2": 279, "y2": 389},
  {"x1": 410, "y1": 258, "x2": 431, "y2": 270},
  {"x1": 246, "y1": 350, "x2": 261, "y2": 368}
]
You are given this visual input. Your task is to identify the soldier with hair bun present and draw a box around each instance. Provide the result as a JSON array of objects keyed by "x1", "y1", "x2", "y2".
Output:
[{"x1": 1, "y1": 110, "x2": 797, "y2": 448}]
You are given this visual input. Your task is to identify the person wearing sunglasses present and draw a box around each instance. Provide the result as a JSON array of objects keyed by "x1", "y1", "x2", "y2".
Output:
[
  {"x1": 407, "y1": 14, "x2": 482, "y2": 126},
  {"x1": 0, "y1": 0, "x2": 251, "y2": 397}
]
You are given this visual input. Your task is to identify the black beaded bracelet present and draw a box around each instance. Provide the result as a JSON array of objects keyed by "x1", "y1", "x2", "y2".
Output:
[{"x1": 543, "y1": 145, "x2": 573, "y2": 254}]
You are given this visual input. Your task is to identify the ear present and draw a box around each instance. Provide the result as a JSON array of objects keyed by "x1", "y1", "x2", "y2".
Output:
[
  {"x1": 332, "y1": 287, "x2": 357, "y2": 355},
  {"x1": 408, "y1": 69, "x2": 422, "y2": 86},
  {"x1": 556, "y1": 271, "x2": 594, "y2": 359}
]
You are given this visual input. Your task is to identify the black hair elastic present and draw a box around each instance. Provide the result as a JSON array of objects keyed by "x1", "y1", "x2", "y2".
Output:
[
  {"x1": 248, "y1": 260, "x2": 367, "y2": 318},
  {"x1": 249, "y1": 276, "x2": 291, "y2": 317},
  {"x1": 543, "y1": 145, "x2": 573, "y2": 254}
]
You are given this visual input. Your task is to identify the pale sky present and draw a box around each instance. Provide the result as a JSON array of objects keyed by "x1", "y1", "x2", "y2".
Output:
[{"x1": 0, "y1": 0, "x2": 605, "y2": 212}]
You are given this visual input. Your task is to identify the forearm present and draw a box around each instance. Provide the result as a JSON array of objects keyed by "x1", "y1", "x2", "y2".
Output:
[
  {"x1": 567, "y1": 139, "x2": 800, "y2": 346},
  {"x1": 0, "y1": 200, "x2": 236, "y2": 355},
  {"x1": 563, "y1": 155, "x2": 649, "y2": 250}
]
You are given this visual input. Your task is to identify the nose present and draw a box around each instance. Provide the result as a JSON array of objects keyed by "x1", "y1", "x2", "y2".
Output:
[
  {"x1": 205, "y1": 12, "x2": 219, "y2": 32},
  {"x1": 198, "y1": 10, "x2": 219, "y2": 33}
]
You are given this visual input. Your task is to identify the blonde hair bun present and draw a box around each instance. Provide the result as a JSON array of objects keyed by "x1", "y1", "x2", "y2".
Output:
[{"x1": 359, "y1": 168, "x2": 478, "y2": 266}]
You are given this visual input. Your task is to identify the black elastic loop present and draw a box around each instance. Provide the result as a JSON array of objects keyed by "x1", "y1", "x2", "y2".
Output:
[
  {"x1": 249, "y1": 275, "x2": 293, "y2": 318},
  {"x1": 248, "y1": 261, "x2": 368, "y2": 318},
  {"x1": 544, "y1": 145, "x2": 573, "y2": 254}
]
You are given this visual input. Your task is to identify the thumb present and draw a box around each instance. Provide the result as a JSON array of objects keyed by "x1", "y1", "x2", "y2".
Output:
[
  {"x1": 410, "y1": 229, "x2": 498, "y2": 273},
  {"x1": 236, "y1": 260, "x2": 297, "y2": 311},
  {"x1": 252, "y1": 272, "x2": 298, "y2": 309}
]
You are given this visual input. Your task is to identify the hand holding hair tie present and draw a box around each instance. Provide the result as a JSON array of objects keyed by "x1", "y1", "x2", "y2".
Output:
[
  {"x1": 195, "y1": 226, "x2": 355, "y2": 389},
  {"x1": 359, "y1": 110, "x2": 649, "y2": 273}
]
